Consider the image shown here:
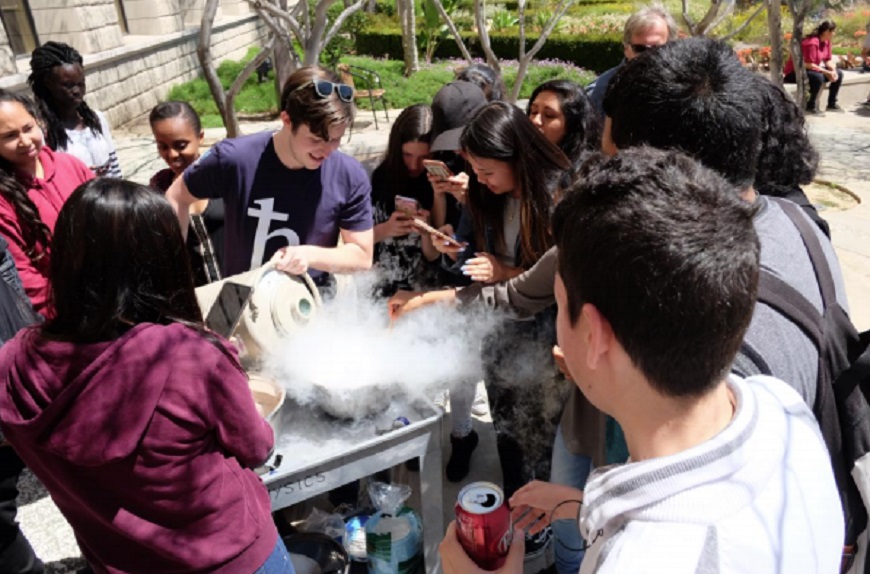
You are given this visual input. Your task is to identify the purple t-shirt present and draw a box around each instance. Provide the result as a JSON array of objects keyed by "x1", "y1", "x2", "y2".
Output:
[{"x1": 183, "y1": 131, "x2": 373, "y2": 279}]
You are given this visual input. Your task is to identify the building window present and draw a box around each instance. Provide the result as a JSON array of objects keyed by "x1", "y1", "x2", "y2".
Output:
[
  {"x1": 0, "y1": 0, "x2": 38, "y2": 55},
  {"x1": 114, "y1": 0, "x2": 128, "y2": 34}
]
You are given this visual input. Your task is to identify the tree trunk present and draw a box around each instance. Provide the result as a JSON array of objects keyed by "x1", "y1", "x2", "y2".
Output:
[
  {"x1": 273, "y1": 0, "x2": 296, "y2": 98},
  {"x1": 787, "y1": 0, "x2": 811, "y2": 109},
  {"x1": 474, "y1": 0, "x2": 501, "y2": 72},
  {"x1": 508, "y1": 0, "x2": 573, "y2": 102},
  {"x1": 767, "y1": 0, "x2": 783, "y2": 86},
  {"x1": 226, "y1": 36, "x2": 277, "y2": 136},
  {"x1": 197, "y1": 0, "x2": 240, "y2": 137},
  {"x1": 398, "y1": 0, "x2": 419, "y2": 76}
]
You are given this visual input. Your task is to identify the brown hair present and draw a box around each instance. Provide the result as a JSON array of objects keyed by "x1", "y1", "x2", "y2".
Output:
[{"x1": 280, "y1": 67, "x2": 355, "y2": 140}]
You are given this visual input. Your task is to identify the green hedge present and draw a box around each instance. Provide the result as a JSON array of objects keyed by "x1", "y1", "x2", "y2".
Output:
[{"x1": 356, "y1": 28, "x2": 623, "y2": 73}]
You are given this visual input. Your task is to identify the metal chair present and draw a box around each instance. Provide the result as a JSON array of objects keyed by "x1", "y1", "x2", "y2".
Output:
[{"x1": 337, "y1": 63, "x2": 390, "y2": 131}]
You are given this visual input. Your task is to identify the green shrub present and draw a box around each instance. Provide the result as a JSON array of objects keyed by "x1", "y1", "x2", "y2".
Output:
[{"x1": 355, "y1": 26, "x2": 623, "y2": 72}]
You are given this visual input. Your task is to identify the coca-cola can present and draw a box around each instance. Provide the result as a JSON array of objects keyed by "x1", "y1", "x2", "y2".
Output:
[{"x1": 455, "y1": 481, "x2": 512, "y2": 569}]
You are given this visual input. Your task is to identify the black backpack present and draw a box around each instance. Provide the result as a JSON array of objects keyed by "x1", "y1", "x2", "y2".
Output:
[{"x1": 740, "y1": 197, "x2": 870, "y2": 573}]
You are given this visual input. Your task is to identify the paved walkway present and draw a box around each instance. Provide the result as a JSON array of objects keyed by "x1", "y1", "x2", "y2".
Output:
[{"x1": 15, "y1": 102, "x2": 870, "y2": 573}]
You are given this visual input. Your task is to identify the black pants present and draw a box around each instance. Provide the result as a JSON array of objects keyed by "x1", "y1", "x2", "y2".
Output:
[
  {"x1": 482, "y1": 318, "x2": 566, "y2": 498},
  {"x1": 0, "y1": 447, "x2": 43, "y2": 574},
  {"x1": 785, "y1": 68, "x2": 843, "y2": 109}
]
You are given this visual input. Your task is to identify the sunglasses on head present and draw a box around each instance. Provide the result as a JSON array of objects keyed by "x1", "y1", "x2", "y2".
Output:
[
  {"x1": 312, "y1": 80, "x2": 354, "y2": 103},
  {"x1": 630, "y1": 43, "x2": 658, "y2": 54}
]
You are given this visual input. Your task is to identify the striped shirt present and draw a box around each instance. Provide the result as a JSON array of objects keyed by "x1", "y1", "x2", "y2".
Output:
[{"x1": 579, "y1": 375, "x2": 843, "y2": 574}]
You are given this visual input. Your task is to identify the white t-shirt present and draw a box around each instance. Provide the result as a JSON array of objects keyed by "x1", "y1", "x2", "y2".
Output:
[
  {"x1": 579, "y1": 375, "x2": 843, "y2": 574},
  {"x1": 60, "y1": 110, "x2": 122, "y2": 178}
]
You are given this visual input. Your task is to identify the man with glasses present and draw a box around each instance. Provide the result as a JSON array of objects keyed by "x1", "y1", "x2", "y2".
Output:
[
  {"x1": 166, "y1": 67, "x2": 373, "y2": 288},
  {"x1": 585, "y1": 3, "x2": 678, "y2": 117}
]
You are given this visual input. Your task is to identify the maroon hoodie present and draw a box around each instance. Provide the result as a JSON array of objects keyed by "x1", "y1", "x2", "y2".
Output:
[{"x1": 0, "y1": 322, "x2": 277, "y2": 574}]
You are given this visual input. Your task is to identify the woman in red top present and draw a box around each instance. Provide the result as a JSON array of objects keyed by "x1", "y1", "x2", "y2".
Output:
[
  {"x1": 783, "y1": 20, "x2": 844, "y2": 115},
  {"x1": 0, "y1": 90, "x2": 92, "y2": 315}
]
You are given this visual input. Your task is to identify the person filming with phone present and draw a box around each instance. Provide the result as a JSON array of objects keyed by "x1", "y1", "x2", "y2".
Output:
[{"x1": 370, "y1": 105, "x2": 440, "y2": 296}]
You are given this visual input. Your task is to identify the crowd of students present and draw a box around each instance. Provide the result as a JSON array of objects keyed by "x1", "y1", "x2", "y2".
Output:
[{"x1": 0, "y1": 7, "x2": 863, "y2": 573}]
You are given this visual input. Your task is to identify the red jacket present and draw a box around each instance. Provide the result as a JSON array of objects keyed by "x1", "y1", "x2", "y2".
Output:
[
  {"x1": 0, "y1": 323, "x2": 277, "y2": 574},
  {"x1": 0, "y1": 147, "x2": 92, "y2": 315},
  {"x1": 783, "y1": 36, "x2": 833, "y2": 76}
]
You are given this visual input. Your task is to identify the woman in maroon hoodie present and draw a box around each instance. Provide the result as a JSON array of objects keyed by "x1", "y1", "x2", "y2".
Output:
[
  {"x1": 0, "y1": 89, "x2": 93, "y2": 316},
  {"x1": 0, "y1": 179, "x2": 294, "y2": 574}
]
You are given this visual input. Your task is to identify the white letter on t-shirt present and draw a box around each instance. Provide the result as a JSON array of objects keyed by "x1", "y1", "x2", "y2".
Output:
[{"x1": 248, "y1": 198, "x2": 300, "y2": 268}]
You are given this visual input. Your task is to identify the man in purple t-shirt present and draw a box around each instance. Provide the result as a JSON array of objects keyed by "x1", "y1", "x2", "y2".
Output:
[{"x1": 166, "y1": 67, "x2": 373, "y2": 284}]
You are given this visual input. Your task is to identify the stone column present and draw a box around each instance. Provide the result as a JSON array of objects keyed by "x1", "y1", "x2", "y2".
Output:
[
  {"x1": 0, "y1": 20, "x2": 16, "y2": 75},
  {"x1": 28, "y1": 0, "x2": 123, "y2": 54},
  {"x1": 123, "y1": 0, "x2": 185, "y2": 35}
]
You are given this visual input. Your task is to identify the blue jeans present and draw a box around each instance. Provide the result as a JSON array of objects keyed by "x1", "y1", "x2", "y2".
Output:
[
  {"x1": 549, "y1": 425, "x2": 593, "y2": 574},
  {"x1": 253, "y1": 538, "x2": 295, "y2": 574}
]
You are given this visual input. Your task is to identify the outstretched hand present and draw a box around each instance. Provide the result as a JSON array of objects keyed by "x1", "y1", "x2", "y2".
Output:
[{"x1": 440, "y1": 521, "x2": 525, "y2": 574}]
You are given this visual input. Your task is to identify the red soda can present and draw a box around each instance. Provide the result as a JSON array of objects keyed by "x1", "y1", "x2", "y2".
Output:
[{"x1": 455, "y1": 481, "x2": 513, "y2": 569}]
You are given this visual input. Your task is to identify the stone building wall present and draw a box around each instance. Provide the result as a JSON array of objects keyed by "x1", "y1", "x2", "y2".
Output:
[
  {"x1": 29, "y1": 0, "x2": 125, "y2": 54},
  {"x1": 91, "y1": 14, "x2": 269, "y2": 127},
  {"x1": 0, "y1": 21, "x2": 15, "y2": 74},
  {"x1": 0, "y1": 12, "x2": 268, "y2": 129}
]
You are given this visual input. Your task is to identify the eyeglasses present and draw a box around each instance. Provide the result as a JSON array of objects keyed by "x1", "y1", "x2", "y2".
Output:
[
  {"x1": 630, "y1": 43, "x2": 658, "y2": 54},
  {"x1": 311, "y1": 80, "x2": 354, "y2": 103}
]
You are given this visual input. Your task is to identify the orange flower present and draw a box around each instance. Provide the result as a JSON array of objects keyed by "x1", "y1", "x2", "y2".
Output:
[
  {"x1": 784, "y1": 32, "x2": 793, "y2": 40},
  {"x1": 856, "y1": 30, "x2": 868, "y2": 37}
]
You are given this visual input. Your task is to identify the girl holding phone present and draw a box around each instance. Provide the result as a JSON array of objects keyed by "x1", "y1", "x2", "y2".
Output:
[
  {"x1": 433, "y1": 102, "x2": 570, "y2": 504},
  {"x1": 370, "y1": 105, "x2": 439, "y2": 296}
]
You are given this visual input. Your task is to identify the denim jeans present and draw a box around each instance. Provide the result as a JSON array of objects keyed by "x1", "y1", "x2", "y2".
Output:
[
  {"x1": 253, "y1": 538, "x2": 295, "y2": 574},
  {"x1": 549, "y1": 425, "x2": 593, "y2": 574}
]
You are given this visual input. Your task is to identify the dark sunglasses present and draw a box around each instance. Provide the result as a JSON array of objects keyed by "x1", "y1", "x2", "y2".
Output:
[
  {"x1": 630, "y1": 43, "x2": 658, "y2": 54},
  {"x1": 312, "y1": 80, "x2": 354, "y2": 102}
]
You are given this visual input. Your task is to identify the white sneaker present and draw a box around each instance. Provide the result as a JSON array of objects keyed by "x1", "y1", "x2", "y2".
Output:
[{"x1": 471, "y1": 389, "x2": 489, "y2": 416}]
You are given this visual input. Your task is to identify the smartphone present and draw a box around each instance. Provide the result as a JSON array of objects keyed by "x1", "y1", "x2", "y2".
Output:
[
  {"x1": 394, "y1": 195, "x2": 420, "y2": 216},
  {"x1": 205, "y1": 281, "x2": 253, "y2": 339},
  {"x1": 423, "y1": 159, "x2": 453, "y2": 179},
  {"x1": 411, "y1": 218, "x2": 465, "y2": 249}
]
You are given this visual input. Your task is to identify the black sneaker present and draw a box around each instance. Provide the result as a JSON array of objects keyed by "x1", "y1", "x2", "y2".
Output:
[
  {"x1": 826, "y1": 104, "x2": 845, "y2": 112},
  {"x1": 446, "y1": 430, "x2": 479, "y2": 482},
  {"x1": 524, "y1": 525, "x2": 553, "y2": 559}
]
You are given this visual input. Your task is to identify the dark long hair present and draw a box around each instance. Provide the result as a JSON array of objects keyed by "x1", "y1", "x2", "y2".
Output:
[
  {"x1": 527, "y1": 80, "x2": 600, "y2": 165},
  {"x1": 0, "y1": 90, "x2": 53, "y2": 264},
  {"x1": 44, "y1": 179, "x2": 203, "y2": 342},
  {"x1": 28, "y1": 41, "x2": 103, "y2": 150},
  {"x1": 461, "y1": 102, "x2": 570, "y2": 268},
  {"x1": 811, "y1": 20, "x2": 836, "y2": 39},
  {"x1": 377, "y1": 104, "x2": 433, "y2": 192}
]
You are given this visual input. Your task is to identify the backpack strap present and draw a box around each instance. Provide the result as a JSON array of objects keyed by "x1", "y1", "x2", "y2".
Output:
[
  {"x1": 738, "y1": 339, "x2": 774, "y2": 376},
  {"x1": 768, "y1": 197, "x2": 838, "y2": 310},
  {"x1": 755, "y1": 268, "x2": 823, "y2": 349}
]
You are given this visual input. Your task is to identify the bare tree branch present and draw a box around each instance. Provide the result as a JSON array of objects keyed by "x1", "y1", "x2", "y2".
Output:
[
  {"x1": 721, "y1": 1, "x2": 765, "y2": 40},
  {"x1": 197, "y1": 0, "x2": 239, "y2": 136},
  {"x1": 518, "y1": 0, "x2": 526, "y2": 61},
  {"x1": 508, "y1": 0, "x2": 573, "y2": 101},
  {"x1": 474, "y1": 0, "x2": 501, "y2": 71},
  {"x1": 322, "y1": 0, "x2": 367, "y2": 48},
  {"x1": 681, "y1": 0, "x2": 697, "y2": 33},
  {"x1": 247, "y1": 0, "x2": 305, "y2": 40},
  {"x1": 429, "y1": 0, "x2": 474, "y2": 62},
  {"x1": 228, "y1": 35, "x2": 277, "y2": 102}
]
